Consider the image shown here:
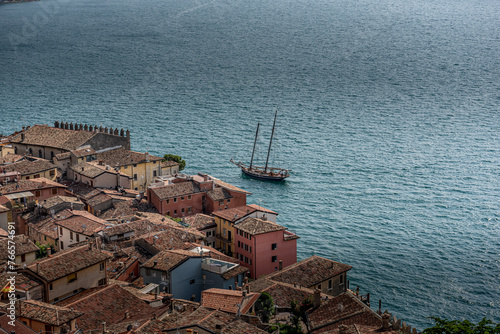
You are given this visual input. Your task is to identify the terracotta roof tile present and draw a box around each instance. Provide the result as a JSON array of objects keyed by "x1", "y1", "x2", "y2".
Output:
[
  {"x1": 40, "y1": 195, "x2": 83, "y2": 210},
  {"x1": 27, "y1": 244, "x2": 111, "y2": 282},
  {"x1": 212, "y1": 178, "x2": 251, "y2": 194},
  {"x1": 141, "y1": 249, "x2": 200, "y2": 272},
  {"x1": 0, "y1": 178, "x2": 66, "y2": 195},
  {"x1": 86, "y1": 193, "x2": 113, "y2": 208},
  {"x1": 308, "y1": 292, "x2": 382, "y2": 332},
  {"x1": 0, "y1": 314, "x2": 38, "y2": 334},
  {"x1": 71, "y1": 147, "x2": 96, "y2": 158},
  {"x1": 182, "y1": 214, "x2": 216, "y2": 230},
  {"x1": 161, "y1": 160, "x2": 179, "y2": 168},
  {"x1": 265, "y1": 255, "x2": 352, "y2": 288},
  {"x1": 96, "y1": 147, "x2": 162, "y2": 167},
  {"x1": 10, "y1": 125, "x2": 95, "y2": 150},
  {"x1": 247, "y1": 204, "x2": 278, "y2": 215},
  {"x1": 0, "y1": 235, "x2": 38, "y2": 259},
  {"x1": 3, "y1": 158, "x2": 57, "y2": 176},
  {"x1": 0, "y1": 271, "x2": 42, "y2": 291},
  {"x1": 70, "y1": 162, "x2": 106, "y2": 179},
  {"x1": 206, "y1": 187, "x2": 232, "y2": 201},
  {"x1": 222, "y1": 318, "x2": 268, "y2": 334},
  {"x1": 211, "y1": 205, "x2": 258, "y2": 222},
  {"x1": 54, "y1": 209, "x2": 111, "y2": 236},
  {"x1": 201, "y1": 288, "x2": 260, "y2": 314},
  {"x1": 149, "y1": 181, "x2": 200, "y2": 201},
  {"x1": 16, "y1": 300, "x2": 83, "y2": 326},
  {"x1": 137, "y1": 228, "x2": 205, "y2": 252},
  {"x1": 28, "y1": 217, "x2": 58, "y2": 240},
  {"x1": 0, "y1": 153, "x2": 24, "y2": 164},
  {"x1": 0, "y1": 204, "x2": 8, "y2": 213},
  {"x1": 236, "y1": 217, "x2": 286, "y2": 235},
  {"x1": 56, "y1": 284, "x2": 161, "y2": 331},
  {"x1": 168, "y1": 306, "x2": 233, "y2": 332}
]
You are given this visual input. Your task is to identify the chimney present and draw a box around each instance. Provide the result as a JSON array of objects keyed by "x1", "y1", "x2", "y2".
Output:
[
  {"x1": 47, "y1": 247, "x2": 52, "y2": 256},
  {"x1": 145, "y1": 152, "x2": 150, "y2": 162},
  {"x1": 245, "y1": 284, "x2": 250, "y2": 293},
  {"x1": 313, "y1": 289, "x2": 321, "y2": 308},
  {"x1": 102, "y1": 321, "x2": 107, "y2": 333},
  {"x1": 382, "y1": 311, "x2": 391, "y2": 331},
  {"x1": 242, "y1": 290, "x2": 247, "y2": 297}
]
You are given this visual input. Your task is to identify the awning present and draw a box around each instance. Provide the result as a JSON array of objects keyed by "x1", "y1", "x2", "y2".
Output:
[{"x1": 5, "y1": 192, "x2": 34, "y2": 200}]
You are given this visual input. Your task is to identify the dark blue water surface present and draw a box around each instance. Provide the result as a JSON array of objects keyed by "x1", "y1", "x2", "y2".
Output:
[{"x1": 1, "y1": 0, "x2": 499, "y2": 329}]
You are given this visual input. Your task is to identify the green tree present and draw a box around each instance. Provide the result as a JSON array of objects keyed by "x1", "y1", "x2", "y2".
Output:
[
  {"x1": 290, "y1": 296, "x2": 314, "y2": 333},
  {"x1": 35, "y1": 242, "x2": 51, "y2": 259},
  {"x1": 163, "y1": 154, "x2": 186, "y2": 171},
  {"x1": 255, "y1": 292, "x2": 275, "y2": 323},
  {"x1": 423, "y1": 317, "x2": 500, "y2": 334}
]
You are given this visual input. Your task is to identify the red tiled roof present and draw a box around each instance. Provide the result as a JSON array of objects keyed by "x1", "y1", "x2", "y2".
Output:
[
  {"x1": 54, "y1": 209, "x2": 111, "y2": 236},
  {"x1": 0, "y1": 178, "x2": 66, "y2": 195},
  {"x1": 0, "y1": 314, "x2": 37, "y2": 334},
  {"x1": 201, "y1": 288, "x2": 260, "y2": 314},
  {"x1": 247, "y1": 204, "x2": 278, "y2": 215},
  {"x1": 235, "y1": 217, "x2": 286, "y2": 235},
  {"x1": 212, "y1": 178, "x2": 251, "y2": 194},
  {"x1": 0, "y1": 234, "x2": 38, "y2": 259},
  {"x1": 27, "y1": 244, "x2": 111, "y2": 282},
  {"x1": 141, "y1": 249, "x2": 200, "y2": 272},
  {"x1": 0, "y1": 153, "x2": 24, "y2": 164},
  {"x1": 222, "y1": 318, "x2": 268, "y2": 334},
  {"x1": 28, "y1": 217, "x2": 58, "y2": 240},
  {"x1": 149, "y1": 181, "x2": 200, "y2": 200},
  {"x1": 71, "y1": 147, "x2": 96, "y2": 158},
  {"x1": 211, "y1": 205, "x2": 258, "y2": 222},
  {"x1": 265, "y1": 255, "x2": 352, "y2": 288},
  {"x1": 96, "y1": 147, "x2": 162, "y2": 167},
  {"x1": 0, "y1": 204, "x2": 8, "y2": 213},
  {"x1": 56, "y1": 284, "x2": 161, "y2": 331},
  {"x1": 137, "y1": 227, "x2": 205, "y2": 252},
  {"x1": 206, "y1": 187, "x2": 232, "y2": 201},
  {"x1": 3, "y1": 158, "x2": 57, "y2": 176},
  {"x1": 167, "y1": 306, "x2": 234, "y2": 332},
  {"x1": 16, "y1": 300, "x2": 83, "y2": 326},
  {"x1": 10, "y1": 124, "x2": 95, "y2": 150},
  {"x1": 308, "y1": 292, "x2": 382, "y2": 333},
  {"x1": 183, "y1": 214, "x2": 216, "y2": 230}
]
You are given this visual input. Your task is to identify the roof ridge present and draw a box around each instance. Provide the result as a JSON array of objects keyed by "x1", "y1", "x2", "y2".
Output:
[
  {"x1": 64, "y1": 284, "x2": 117, "y2": 307},
  {"x1": 198, "y1": 309, "x2": 218, "y2": 324}
]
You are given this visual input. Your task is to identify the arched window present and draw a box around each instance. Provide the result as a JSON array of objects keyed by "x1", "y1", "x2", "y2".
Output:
[
  {"x1": 28, "y1": 148, "x2": 33, "y2": 155},
  {"x1": 38, "y1": 149, "x2": 42, "y2": 158}
]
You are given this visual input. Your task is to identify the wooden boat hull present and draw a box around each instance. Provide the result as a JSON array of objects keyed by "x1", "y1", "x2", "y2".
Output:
[{"x1": 241, "y1": 167, "x2": 288, "y2": 181}]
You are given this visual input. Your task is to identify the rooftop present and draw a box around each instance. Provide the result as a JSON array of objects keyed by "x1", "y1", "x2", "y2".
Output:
[
  {"x1": 3, "y1": 158, "x2": 57, "y2": 176},
  {"x1": 0, "y1": 178, "x2": 66, "y2": 195},
  {"x1": 182, "y1": 213, "x2": 217, "y2": 230},
  {"x1": 149, "y1": 181, "x2": 201, "y2": 200},
  {"x1": 16, "y1": 300, "x2": 84, "y2": 326},
  {"x1": 10, "y1": 124, "x2": 95, "y2": 151},
  {"x1": 56, "y1": 284, "x2": 162, "y2": 331},
  {"x1": 211, "y1": 205, "x2": 258, "y2": 222},
  {"x1": 26, "y1": 244, "x2": 111, "y2": 282},
  {"x1": 264, "y1": 255, "x2": 352, "y2": 288},
  {"x1": 96, "y1": 147, "x2": 162, "y2": 168},
  {"x1": 54, "y1": 209, "x2": 112, "y2": 236},
  {"x1": 0, "y1": 153, "x2": 24, "y2": 165},
  {"x1": 235, "y1": 216, "x2": 287, "y2": 235},
  {"x1": 201, "y1": 288, "x2": 260, "y2": 314},
  {"x1": 0, "y1": 235, "x2": 38, "y2": 259}
]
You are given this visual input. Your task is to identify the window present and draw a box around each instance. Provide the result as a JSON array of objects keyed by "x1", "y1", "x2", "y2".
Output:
[
  {"x1": 188, "y1": 207, "x2": 192, "y2": 213},
  {"x1": 340, "y1": 274, "x2": 344, "y2": 285},
  {"x1": 44, "y1": 235, "x2": 47, "y2": 241},
  {"x1": 133, "y1": 164, "x2": 137, "y2": 167},
  {"x1": 38, "y1": 150, "x2": 42, "y2": 158},
  {"x1": 70, "y1": 231, "x2": 73, "y2": 240},
  {"x1": 167, "y1": 211, "x2": 170, "y2": 216},
  {"x1": 190, "y1": 279, "x2": 195, "y2": 285},
  {"x1": 49, "y1": 284, "x2": 53, "y2": 290},
  {"x1": 173, "y1": 197, "x2": 177, "y2": 203},
  {"x1": 133, "y1": 174, "x2": 137, "y2": 181},
  {"x1": 76, "y1": 234, "x2": 80, "y2": 242},
  {"x1": 34, "y1": 174, "x2": 40, "y2": 178},
  {"x1": 146, "y1": 269, "x2": 151, "y2": 276},
  {"x1": 317, "y1": 284, "x2": 321, "y2": 290},
  {"x1": 100, "y1": 262, "x2": 105, "y2": 271},
  {"x1": 272, "y1": 256, "x2": 277, "y2": 262},
  {"x1": 227, "y1": 199, "x2": 230, "y2": 203},
  {"x1": 272, "y1": 243, "x2": 277, "y2": 250},
  {"x1": 21, "y1": 254, "x2": 26, "y2": 262},
  {"x1": 51, "y1": 188, "x2": 57, "y2": 195},
  {"x1": 153, "y1": 170, "x2": 157, "y2": 177},
  {"x1": 98, "y1": 278, "x2": 106, "y2": 286},
  {"x1": 237, "y1": 241, "x2": 240, "y2": 247},
  {"x1": 249, "y1": 246, "x2": 252, "y2": 253},
  {"x1": 67, "y1": 273, "x2": 77, "y2": 283},
  {"x1": 328, "y1": 280, "x2": 332, "y2": 291},
  {"x1": 174, "y1": 210, "x2": 177, "y2": 214},
  {"x1": 219, "y1": 200, "x2": 224, "y2": 206},
  {"x1": 50, "y1": 170, "x2": 55, "y2": 178},
  {"x1": 166, "y1": 199, "x2": 169, "y2": 204},
  {"x1": 35, "y1": 190, "x2": 41, "y2": 197},
  {"x1": 223, "y1": 228, "x2": 226, "y2": 236},
  {"x1": 181, "y1": 208, "x2": 185, "y2": 213},
  {"x1": 60, "y1": 227, "x2": 63, "y2": 235},
  {"x1": 202, "y1": 195, "x2": 206, "y2": 200},
  {"x1": 26, "y1": 176, "x2": 30, "y2": 180},
  {"x1": 181, "y1": 196, "x2": 184, "y2": 201},
  {"x1": 188, "y1": 195, "x2": 192, "y2": 200},
  {"x1": 60, "y1": 241, "x2": 64, "y2": 250}
]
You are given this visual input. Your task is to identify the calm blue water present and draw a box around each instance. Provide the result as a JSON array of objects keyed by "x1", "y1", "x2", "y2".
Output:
[{"x1": 1, "y1": 0, "x2": 499, "y2": 328}]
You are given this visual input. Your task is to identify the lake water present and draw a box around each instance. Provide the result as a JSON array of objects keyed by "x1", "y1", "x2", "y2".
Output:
[{"x1": 1, "y1": 0, "x2": 499, "y2": 329}]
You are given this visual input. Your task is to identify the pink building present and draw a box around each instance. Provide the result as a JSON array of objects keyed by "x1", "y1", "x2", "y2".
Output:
[{"x1": 234, "y1": 217, "x2": 299, "y2": 279}]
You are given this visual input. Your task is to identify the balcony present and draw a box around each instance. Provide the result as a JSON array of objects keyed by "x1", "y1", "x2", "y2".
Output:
[{"x1": 201, "y1": 258, "x2": 238, "y2": 274}]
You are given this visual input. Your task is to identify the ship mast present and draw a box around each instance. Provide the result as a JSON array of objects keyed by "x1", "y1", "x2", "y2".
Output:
[
  {"x1": 264, "y1": 109, "x2": 278, "y2": 173},
  {"x1": 249, "y1": 123, "x2": 260, "y2": 171}
]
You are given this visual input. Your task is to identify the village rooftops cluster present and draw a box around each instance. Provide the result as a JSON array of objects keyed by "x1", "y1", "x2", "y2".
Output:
[{"x1": 0, "y1": 122, "x2": 415, "y2": 334}]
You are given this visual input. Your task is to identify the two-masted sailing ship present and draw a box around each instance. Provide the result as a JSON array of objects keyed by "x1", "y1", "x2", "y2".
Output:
[{"x1": 231, "y1": 110, "x2": 291, "y2": 181}]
